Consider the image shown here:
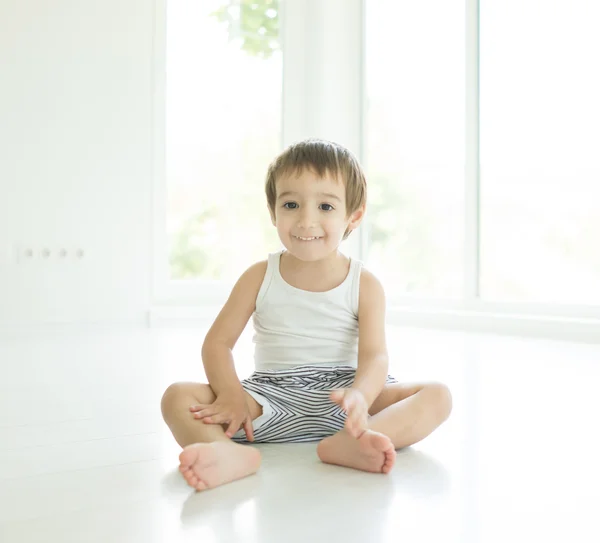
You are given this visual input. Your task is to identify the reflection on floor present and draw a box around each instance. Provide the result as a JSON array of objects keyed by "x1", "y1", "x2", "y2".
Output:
[{"x1": 1, "y1": 324, "x2": 599, "y2": 542}]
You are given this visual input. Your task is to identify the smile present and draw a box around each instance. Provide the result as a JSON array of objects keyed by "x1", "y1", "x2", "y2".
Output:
[{"x1": 294, "y1": 236, "x2": 322, "y2": 241}]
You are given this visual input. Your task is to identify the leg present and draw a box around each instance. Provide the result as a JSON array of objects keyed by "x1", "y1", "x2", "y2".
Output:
[
  {"x1": 368, "y1": 382, "x2": 453, "y2": 449},
  {"x1": 160, "y1": 382, "x2": 263, "y2": 491},
  {"x1": 317, "y1": 382, "x2": 452, "y2": 473},
  {"x1": 161, "y1": 381, "x2": 264, "y2": 447}
]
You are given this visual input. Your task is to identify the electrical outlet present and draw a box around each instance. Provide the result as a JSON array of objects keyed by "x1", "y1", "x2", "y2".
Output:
[
  {"x1": 13, "y1": 246, "x2": 87, "y2": 264},
  {"x1": 13, "y1": 246, "x2": 34, "y2": 264}
]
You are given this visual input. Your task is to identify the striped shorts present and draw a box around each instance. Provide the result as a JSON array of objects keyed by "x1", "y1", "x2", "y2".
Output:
[{"x1": 231, "y1": 365, "x2": 398, "y2": 443}]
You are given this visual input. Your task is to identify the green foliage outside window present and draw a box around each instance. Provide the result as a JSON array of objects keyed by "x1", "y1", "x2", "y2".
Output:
[
  {"x1": 170, "y1": 1, "x2": 435, "y2": 292},
  {"x1": 169, "y1": 1, "x2": 281, "y2": 280},
  {"x1": 210, "y1": 0, "x2": 280, "y2": 59}
]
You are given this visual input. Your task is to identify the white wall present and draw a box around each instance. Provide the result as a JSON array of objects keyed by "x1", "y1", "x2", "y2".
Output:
[{"x1": 0, "y1": 0, "x2": 155, "y2": 325}]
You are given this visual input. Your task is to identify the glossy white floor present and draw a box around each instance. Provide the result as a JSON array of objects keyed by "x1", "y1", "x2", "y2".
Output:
[{"x1": 1, "y1": 323, "x2": 599, "y2": 543}]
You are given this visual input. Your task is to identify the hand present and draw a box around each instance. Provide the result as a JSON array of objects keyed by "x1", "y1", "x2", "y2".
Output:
[
  {"x1": 330, "y1": 388, "x2": 369, "y2": 438},
  {"x1": 189, "y1": 392, "x2": 255, "y2": 441}
]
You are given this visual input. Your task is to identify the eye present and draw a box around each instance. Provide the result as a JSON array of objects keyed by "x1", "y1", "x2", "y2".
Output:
[
  {"x1": 319, "y1": 203, "x2": 334, "y2": 211},
  {"x1": 283, "y1": 202, "x2": 298, "y2": 209}
]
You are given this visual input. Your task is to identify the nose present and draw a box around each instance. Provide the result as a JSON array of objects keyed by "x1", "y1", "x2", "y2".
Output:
[{"x1": 297, "y1": 207, "x2": 317, "y2": 229}]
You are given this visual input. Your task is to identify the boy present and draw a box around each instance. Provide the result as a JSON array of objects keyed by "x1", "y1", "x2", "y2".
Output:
[{"x1": 161, "y1": 139, "x2": 452, "y2": 491}]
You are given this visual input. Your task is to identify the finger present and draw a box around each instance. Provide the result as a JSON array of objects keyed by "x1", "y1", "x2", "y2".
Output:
[
  {"x1": 333, "y1": 397, "x2": 347, "y2": 410},
  {"x1": 189, "y1": 404, "x2": 212, "y2": 412},
  {"x1": 225, "y1": 419, "x2": 241, "y2": 438},
  {"x1": 192, "y1": 408, "x2": 216, "y2": 419},
  {"x1": 243, "y1": 419, "x2": 255, "y2": 442},
  {"x1": 330, "y1": 389, "x2": 344, "y2": 402},
  {"x1": 352, "y1": 415, "x2": 368, "y2": 437},
  {"x1": 343, "y1": 394, "x2": 357, "y2": 410},
  {"x1": 349, "y1": 409, "x2": 364, "y2": 430},
  {"x1": 346, "y1": 409, "x2": 358, "y2": 427},
  {"x1": 346, "y1": 410, "x2": 362, "y2": 435},
  {"x1": 346, "y1": 401, "x2": 359, "y2": 417},
  {"x1": 348, "y1": 418, "x2": 363, "y2": 438},
  {"x1": 202, "y1": 412, "x2": 229, "y2": 424},
  {"x1": 343, "y1": 406, "x2": 354, "y2": 429},
  {"x1": 345, "y1": 419, "x2": 359, "y2": 438},
  {"x1": 190, "y1": 404, "x2": 211, "y2": 413}
]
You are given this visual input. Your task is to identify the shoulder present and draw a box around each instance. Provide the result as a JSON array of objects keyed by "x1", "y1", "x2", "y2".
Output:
[
  {"x1": 204, "y1": 260, "x2": 269, "y2": 347},
  {"x1": 359, "y1": 267, "x2": 386, "y2": 301},
  {"x1": 226, "y1": 260, "x2": 269, "y2": 302},
  {"x1": 217, "y1": 260, "x2": 269, "y2": 319},
  {"x1": 236, "y1": 259, "x2": 268, "y2": 289},
  {"x1": 243, "y1": 259, "x2": 269, "y2": 277}
]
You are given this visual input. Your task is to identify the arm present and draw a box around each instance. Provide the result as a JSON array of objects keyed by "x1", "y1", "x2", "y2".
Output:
[
  {"x1": 201, "y1": 260, "x2": 267, "y2": 396},
  {"x1": 350, "y1": 269, "x2": 389, "y2": 408}
]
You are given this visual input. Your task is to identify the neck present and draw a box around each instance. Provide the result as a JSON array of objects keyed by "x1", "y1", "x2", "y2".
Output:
[{"x1": 281, "y1": 249, "x2": 346, "y2": 271}]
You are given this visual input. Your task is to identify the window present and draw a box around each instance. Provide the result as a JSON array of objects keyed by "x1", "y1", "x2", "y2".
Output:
[
  {"x1": 364, "y1": 0, "x2": 466, "y2": 299},
  {"x1": 160, "y1": 0, "x2": 600, "y2": 326},
  {"x1": 480, "y1": 0, "x2": 600, "y2": 304},
  {"x1": 166, "y1": 0, "x2": 282, "y2": 283}
]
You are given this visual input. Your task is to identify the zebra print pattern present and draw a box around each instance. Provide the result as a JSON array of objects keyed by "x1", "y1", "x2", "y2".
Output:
[{"x1": 231, "y1": 365, "x2": 398, "y2": 443}]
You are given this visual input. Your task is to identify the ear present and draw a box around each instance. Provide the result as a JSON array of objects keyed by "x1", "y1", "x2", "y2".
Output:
[{"x1": 346, "y1": 205, "x2": 365, "y2": 232}]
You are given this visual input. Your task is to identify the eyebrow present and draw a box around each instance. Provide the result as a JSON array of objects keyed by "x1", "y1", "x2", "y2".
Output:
[{"x1": 277, "y1": 191, "x2": 342, "y2": 202}]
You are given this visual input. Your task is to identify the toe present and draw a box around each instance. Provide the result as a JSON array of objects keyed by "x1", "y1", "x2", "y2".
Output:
[
  {"x1": 179, "y1": 447, "x2": 198, "y2": 467},
  {"x1": 382, "y1": 450, "x2": 396, "y2": 473}
]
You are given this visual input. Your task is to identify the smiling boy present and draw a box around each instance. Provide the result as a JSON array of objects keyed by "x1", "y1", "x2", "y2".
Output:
[{"x1": 161, "y1": 139, "x2": 452, "y2": 491}]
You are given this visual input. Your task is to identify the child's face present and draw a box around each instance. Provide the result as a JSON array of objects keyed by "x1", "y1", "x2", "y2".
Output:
[{"x1": 271, "y1": 169, "x2": 364, "y2": 262}]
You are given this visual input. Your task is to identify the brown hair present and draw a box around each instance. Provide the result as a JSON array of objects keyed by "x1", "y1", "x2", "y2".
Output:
[{"x1": 265, "y1": 139, "x2": 367, "y2": 239}]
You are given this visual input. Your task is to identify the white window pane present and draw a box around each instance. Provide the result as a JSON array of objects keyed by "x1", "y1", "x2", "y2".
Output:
[
  {"x1": 480, "y1": 0, "x2": 600, "y2": 304},
  {"x1": 167, "y1": 0, "x2": 282, "y2": 282},
  {"x1": 365, "y1": 0, "x2": 465, "y2": 298}
]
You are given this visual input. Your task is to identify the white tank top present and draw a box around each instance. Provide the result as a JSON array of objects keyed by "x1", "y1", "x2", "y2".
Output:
[{"x1": 252, "y1": 251, "x2": 363, "y2": 371}]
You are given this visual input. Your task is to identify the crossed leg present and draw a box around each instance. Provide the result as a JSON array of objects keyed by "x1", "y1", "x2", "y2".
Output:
[
  {"x1": 163, "y1": 380, "x2": 453, "y2": 489},
  {"x1": 317, "y1": 382, "x2": 453, "y2": 473},
  {"x1": 161, "y1": 382, "x2": 263, "y2": 491}
]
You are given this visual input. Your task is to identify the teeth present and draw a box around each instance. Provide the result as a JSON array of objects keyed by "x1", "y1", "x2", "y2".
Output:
[{"x1": 295, "y1": 236, "x2": 320, "y2": 241}]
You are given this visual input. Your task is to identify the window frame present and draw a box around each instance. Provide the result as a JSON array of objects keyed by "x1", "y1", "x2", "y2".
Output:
[{"x1": 151, "y1": 0, "x2": 600, "y2": 340}]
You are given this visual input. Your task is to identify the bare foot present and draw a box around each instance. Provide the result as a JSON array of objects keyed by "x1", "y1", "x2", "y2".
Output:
[
  {"x1": 317, "y1": 430, "x2": 396, "y2": 474},
  {"x1": 178, "y1": 442, "x2": 261, "y2": 491}
]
